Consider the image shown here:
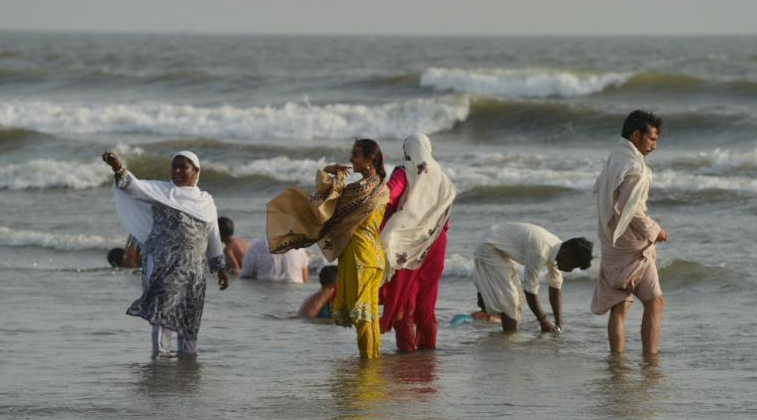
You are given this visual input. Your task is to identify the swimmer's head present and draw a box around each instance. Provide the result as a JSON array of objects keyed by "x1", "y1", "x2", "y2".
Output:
[
  {"x1": 218, "y1": 217, "x2": 234, "y2": 240},
  {"x1": 319, "y1": 265, "x2": 338, "y2": 288},
  {"x1": 108, "y1": 248, "x2": 125, "y2": 268}
]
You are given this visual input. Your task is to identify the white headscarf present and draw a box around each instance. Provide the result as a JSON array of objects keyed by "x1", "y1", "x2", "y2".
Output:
[
  {"x1": 380, "y1": 133, "x2": 456, "y2": 283},
  {"x1": 594, "y1": 138, "x2": 651, "y2": 245},
  {"x1": 113, "y1": 150, "x2": 218, "y2": 244}
]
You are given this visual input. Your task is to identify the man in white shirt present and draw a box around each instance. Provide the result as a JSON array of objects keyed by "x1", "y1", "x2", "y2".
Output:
[
  {"x1": 470, "y1": 222, "x2": 593, "y2": 333},
  {"x1": 239, "y1": 238, "x2": 310, "y2": 283}
]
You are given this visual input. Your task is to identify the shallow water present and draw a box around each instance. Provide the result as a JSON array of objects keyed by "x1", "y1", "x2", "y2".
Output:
[{"x1": 2, "y1": 33, "x2": 757, "y2": 419}]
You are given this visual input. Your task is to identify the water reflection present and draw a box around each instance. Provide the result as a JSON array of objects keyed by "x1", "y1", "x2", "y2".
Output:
[
  {"x1": 593, "y1": 354, "x2": 666, "y2": 419},
  {"x1": 134, "y1": 358, "x2": 203, "y2": 397},
  {"x1": 330, "y1": 352, "x2": 438, "y2": 419}
]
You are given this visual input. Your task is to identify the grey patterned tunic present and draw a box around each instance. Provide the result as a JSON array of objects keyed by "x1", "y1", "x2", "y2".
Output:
[{"x1": 117, "y1": 172, "x2": 224, "y2": 341}]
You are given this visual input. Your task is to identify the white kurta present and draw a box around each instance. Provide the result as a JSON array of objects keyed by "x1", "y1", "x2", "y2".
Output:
[
  {"x1": 470, "y1": 222, "x2": 563, "y2": 321},
  {"x1": 240, "y1": 238, "x2": 309, "y2": 283}
]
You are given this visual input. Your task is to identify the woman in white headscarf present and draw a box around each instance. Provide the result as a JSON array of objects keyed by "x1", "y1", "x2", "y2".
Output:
[
  {"x1": 102, "y1": 150, "x2": 228, "y2": 358},
  {"x1": 379, "y1": 133, "x2": 455, "y2": 352}
]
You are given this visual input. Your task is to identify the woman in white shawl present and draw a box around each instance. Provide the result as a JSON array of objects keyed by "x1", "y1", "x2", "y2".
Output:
[
  {"x1": 378, "y1": 133, "x2": 456, "y2": 352},
  {"x1": 102, "y1": 150, "x2": 228, "y2": 358}
]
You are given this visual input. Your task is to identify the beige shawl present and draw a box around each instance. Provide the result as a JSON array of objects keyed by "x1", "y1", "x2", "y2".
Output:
[
  {"x1": 266, "y1": 169, "x2": 389, "y2": 262},
  {"x1": 380, "y1": 133, "x2": 456, "y2": 283},
  {"x1": 594, "y1": 138, "x2": 651, "y2": 246}
]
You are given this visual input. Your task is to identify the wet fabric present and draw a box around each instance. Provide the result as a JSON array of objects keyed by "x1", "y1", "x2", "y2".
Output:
[
  {"x1": 266, "y1": 170, "x2": 388, "y2": 262},
  {"x1": 379, "y1": 166, "x2": 448, "y2": 352},
  {"x1": 331, "y1": 207, "x2": 386, "y2": 359},
  {"x1": 379, "y1": 133, "x2": 455, "y2": 283},
  {"x1": 117, "y1": 173, "x2": 224, "y2": 343},
  {"x1": 591, "y1": 173, "x2": 662, "y2": 315}
]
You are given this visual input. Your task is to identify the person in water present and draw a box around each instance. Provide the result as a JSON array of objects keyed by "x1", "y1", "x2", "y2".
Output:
[
  {"x1": 103, "y1": 150, "x2": 228, "y2": 358},
  {"x1": 299, "y1": 266, "x2": 338, "y2": 319}
]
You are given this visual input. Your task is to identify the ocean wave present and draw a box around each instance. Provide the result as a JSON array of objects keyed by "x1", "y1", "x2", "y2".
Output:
[
  {"x1": 442, "y1": 254, "x2": 474, "y2": 277},
  {"x1": 668, "y1": 147, "x2": 757, "y2": 174},
  {"x1": 452, "y1": 97, "x2": 757, "y2": 142},
  {"x1": 456, "y1": 185, "x2": 573, "y2": 204},
  {"x1": 0, "y1": 97, "x2": 469, "y2": 140},
  {"x1": 0, "y1": 158, "x2": 112, "y2": 190},
  {"x1": 658, "y1": 259, "x2": 731, "y2": 288},
  {"x1": 0, "y1": 226, "x2": 120, "y2": 251},
  {"x1": 619, "y1": 71, "x2": 757, "y2": 95},
  {"x1": 420, "y1": 67, "x2": 632, "y2": 98},
  {"x1": 420, "y1": 67, "x2": 757, "y2": 99}
]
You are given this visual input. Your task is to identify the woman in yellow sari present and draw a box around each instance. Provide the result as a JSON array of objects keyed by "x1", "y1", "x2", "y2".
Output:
[{"x1": 267, "y1": 139, "x2": 389, "y2": 358}]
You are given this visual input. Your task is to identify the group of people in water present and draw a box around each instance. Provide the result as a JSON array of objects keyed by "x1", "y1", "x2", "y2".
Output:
[{"x1": 102, "y1": 109, "x2": 666, "y2": 360}]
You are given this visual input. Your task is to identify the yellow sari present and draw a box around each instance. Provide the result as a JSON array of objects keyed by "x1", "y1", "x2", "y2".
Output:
[
  {"x1": 332, "y1": 205, "x2": 385, "y2": 359},
  {"x1": 266, "y1": 169, "x2": 388, "y2": 358}
]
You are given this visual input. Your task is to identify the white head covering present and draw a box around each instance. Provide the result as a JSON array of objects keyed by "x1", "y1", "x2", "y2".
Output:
[
  {"x1": 171, "y1": 150, "x2": 201, "y2": 185},
  {"x1": 594, "y1": 138, "x2": 651, "y2": 245},
  {"x1": 114, "y1": 150, "x2": 218, "y2": 244},
  {"x1": 379, "y1": 133, "x2": 456, "y2": 283}
]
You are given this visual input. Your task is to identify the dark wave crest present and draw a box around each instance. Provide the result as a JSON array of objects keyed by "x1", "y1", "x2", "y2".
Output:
[
  {"x1": 452, "y1": 97, "x2": 756, "y2": 143},
  {"x1": 457, "y1": 184, "x2": 574, "y2": 203}
]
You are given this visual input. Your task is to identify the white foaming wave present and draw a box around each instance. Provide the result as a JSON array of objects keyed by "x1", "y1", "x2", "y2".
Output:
[
  {"x1": 205, "y1": 156, "x2": 328, "y2": 185},
  {"x1": 420, "y1": 67, "x2": 632, "y2": 98},
  {"x1": 446, "y1": 162, "x2": 599, "y2": 192},
  {"x1": 443, "y1": 253, "x2": 474, "y2": 277},
  {"x1": 0, "y1": 143, "x2": 145, "y2": 190},
  {"x1": 444, "y1": 155, "x2": 757, "y2": 195},
  {"x1": 0, "y1": 97, "x2": 469, "y2": 140},
  {"x1": 670, "y1": 147, "x2": 757, "y2": 172},
  {"x1": 652, "y1": 170, "x2": 757, "y2": 193},
  {"x1": 0, "y1": 158, "x2": 112, "y2": 190},
  {"x1": 0, "y1": 226, "x2": 120, "y2": 251}
]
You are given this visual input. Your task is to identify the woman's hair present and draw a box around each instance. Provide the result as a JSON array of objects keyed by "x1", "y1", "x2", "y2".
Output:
[{"x1": 354, "y1": 138, "x2": 386, "y2": 181}]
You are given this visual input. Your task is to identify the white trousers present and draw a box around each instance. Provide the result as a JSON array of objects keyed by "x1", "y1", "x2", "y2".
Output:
[{"x1": 152, "y1": 325, "x2": 197, "y2": 356}]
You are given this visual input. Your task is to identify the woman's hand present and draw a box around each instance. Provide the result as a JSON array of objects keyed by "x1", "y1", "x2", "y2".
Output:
[
  {"x1": 101, "y1": 151, "x2": 123, "y2": 173},
  {"x1": 324, "y1": 164, "x2": 351, "y2": 176},
  {"x1": 217, "y1": 269, "x2": 229, "y2": 290}
]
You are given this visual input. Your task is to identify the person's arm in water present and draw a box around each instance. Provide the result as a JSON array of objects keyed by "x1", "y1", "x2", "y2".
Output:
[
  {"x1": 223, "y1": 245, "x2": 241, "y2": 276},
  {"x1": 302, "y1": 268, "x2": 309, "y2": 283},
  {"x1": 524, "y1": 292, "x2": 559, "y2": 332},
  {"x1": 299, "y1": 289, "x2": 333, "y2": 317},
  {"x1": 549, "y1": 286, "x2": 562, "y2": 330}
]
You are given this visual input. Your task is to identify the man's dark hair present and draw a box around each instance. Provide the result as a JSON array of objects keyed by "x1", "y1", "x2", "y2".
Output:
[
  {"x1": 218, "y1": 217, "x2": 234, "y2": 238},
  {"x1": 560, "y1": 237, "x2": 594, "y2": 270},
  {"x1": 621, "y1": 110, "x2": 662, "y2": 140},
  {"x1": 107, "y1": 248, "x2": 125, "y2": 267},
  {"x1": 319, "y1": 265, "x2": 338, "y2": 287}
]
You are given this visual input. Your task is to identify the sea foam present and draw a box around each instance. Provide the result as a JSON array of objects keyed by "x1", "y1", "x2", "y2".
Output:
[
  {"x1": 420, "y1": 67, "x2": 632, "y2": 98},
  {"x1": 0, "y1": 226, "x2": 120, "y2": 251},
  {"x1": 0, "y1": 97, "x2": 469, "y2": 140}
]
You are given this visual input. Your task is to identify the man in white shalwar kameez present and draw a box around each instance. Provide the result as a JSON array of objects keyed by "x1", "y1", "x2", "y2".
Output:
[
  {"x1": 591, "y1": 110, "x2": 667, "y2": 355},
  {"x1": 470, "y1": 222, "x2": 593, "y2": 333}
]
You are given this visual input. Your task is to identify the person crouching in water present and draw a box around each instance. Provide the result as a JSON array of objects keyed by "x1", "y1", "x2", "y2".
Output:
[
  {"x1": 299, "y1": 266, "x2": 338, "y2": 318},
  {"x1": 470, "y1": 222, "x2": 592, "y2": 333}
]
